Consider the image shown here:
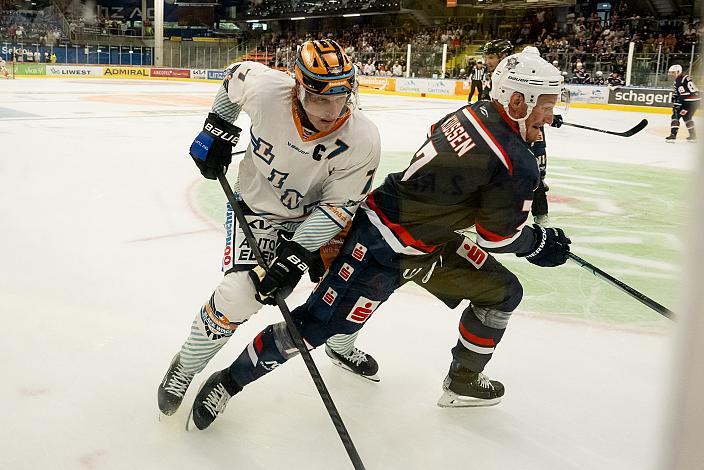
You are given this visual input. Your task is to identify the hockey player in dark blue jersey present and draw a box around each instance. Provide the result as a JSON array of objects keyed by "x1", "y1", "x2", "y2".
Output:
[
  {"x1": 186, "y1": 48, "x2": 573, "y2": 429},
  {"x1": 666, "y1": 64, "x2": 699, "y2": 142}
]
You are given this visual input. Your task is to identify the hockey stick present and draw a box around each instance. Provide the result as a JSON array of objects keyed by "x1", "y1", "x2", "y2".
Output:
[
  {"x1": 217, "y1": 173, "x2": 367, "y2": 470},
  {"x1": 561, "y1": 118, "x2": 648, "y2": 137},
  {"x1": 567, "y1": 252, "x2": 674, "y2": 320}
]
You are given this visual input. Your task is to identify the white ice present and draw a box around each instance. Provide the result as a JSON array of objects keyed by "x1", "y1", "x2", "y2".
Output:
[{"x1": 0, "y1": 79, "x2": 695, "y2": 470}]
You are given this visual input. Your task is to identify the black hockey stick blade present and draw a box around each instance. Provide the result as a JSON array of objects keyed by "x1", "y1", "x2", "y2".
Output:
[
  {"x1": 216, "y1": 173, "x2": 367, "y2": 470},
  {"x1": 568, "y1": 252, "x2": 674, "y2": 320},
  {"x1": 561, "y1": 118, "x2": 648, "y2": 137}
]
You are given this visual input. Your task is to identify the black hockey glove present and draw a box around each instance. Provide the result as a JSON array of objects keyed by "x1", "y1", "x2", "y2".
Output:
[
  {"x1": 551, "y1": 114, "x2": 563, "y2": 128},
  {"x1": 518, "y1": 224, "x2": 571, "y2": 267},
  {"x1": 189, "y1": 113, "x2": 241, "y2": 180},
  {"x1": 307, "y1": 251, "x2": 326, "y2": 284},
  {"x1": 254, "y1": 240, "x2": 314, "y2": 301}
]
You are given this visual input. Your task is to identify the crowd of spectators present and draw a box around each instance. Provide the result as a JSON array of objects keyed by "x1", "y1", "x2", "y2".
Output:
[
  {"x1": 0, "y1": 9, "x2": 65, "y2": 45},
  {"x1": 244, "y1": 0, "x2": 401, "y2": 20},
  {"x1": 252, "y1": 1, "x2": 700, "y2": 81},
  {"x1": 524, "y1": 2, "x2": 702, "y2": 77},
  {"x1": 259, "y1": 22, "x2": 478, "y2": 78}
]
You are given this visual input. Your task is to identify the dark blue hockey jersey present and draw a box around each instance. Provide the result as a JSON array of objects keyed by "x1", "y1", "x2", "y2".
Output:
[
  {"x1": 362, "y1": 101, "x2": 540, "y2": 257},
  {"x1": 673, "y1": 74, "x2": 700, "y2": 104}
]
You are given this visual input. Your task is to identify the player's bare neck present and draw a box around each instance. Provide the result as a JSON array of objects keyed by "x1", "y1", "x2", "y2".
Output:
[{"x1": 492, "y1": 101, "x2": 520, "y2": 134}]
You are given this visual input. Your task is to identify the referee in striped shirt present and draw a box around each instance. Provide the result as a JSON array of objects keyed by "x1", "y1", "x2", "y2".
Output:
[{"x1": 467, "y1": 61, "x2": 485, "y2": 103}]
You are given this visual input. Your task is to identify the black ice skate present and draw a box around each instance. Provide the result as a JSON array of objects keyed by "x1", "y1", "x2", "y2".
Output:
[
  {"x1": 158, "y1": 354, "x2": 195, "y2": 416},
  {"x1": 325, "y1": 345, "x2": 380, "y2": 382},
  {"x1": 187, "y1": 369, "x2": 242, "y2": 430},
  {"x1": 665, "y1": 134, "x2": 677, "y2": 142},
  {"x1": 437, "y1": 362, "x2": 504, "y2": 408}
]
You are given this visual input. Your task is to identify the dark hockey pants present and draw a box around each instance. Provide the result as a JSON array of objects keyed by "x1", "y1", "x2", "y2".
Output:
[
  {"x1": 227, "y1": 211, "x2": 523, "y2": 388},
  {"x1": 671, "y1": 102, "x2": 698, "y2": 136}
]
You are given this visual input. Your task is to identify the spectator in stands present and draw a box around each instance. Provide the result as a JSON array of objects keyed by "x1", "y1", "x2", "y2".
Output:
[
  {"x1": 607, "y1": 71, "x2": 625, "y2": 87},
  {"x1": 572, "y1": 61, "x2": 590, "y2": 84},
  {"x1": 392, "y1": 61, "x2": 403, "y2": 77},
  {"x1": 592, "y1": 70, "x2": 606, "y2": 85}
]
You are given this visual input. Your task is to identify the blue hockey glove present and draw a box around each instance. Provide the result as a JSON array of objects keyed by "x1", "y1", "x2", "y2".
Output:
[
  {"x1": 518, "y1": 224, "x2": 571, "y2": 267},
  {"x1": 189, "y1": 113, "x2": 241, "y2": 180}
]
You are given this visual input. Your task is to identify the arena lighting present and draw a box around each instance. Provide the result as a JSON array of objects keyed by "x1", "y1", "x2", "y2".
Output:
[
  {"x1": 343, "y1": 13, "x2": 361, "y2": 17},
  {"x1": 291, "y1": 17, "x2": 306, "y2": 20},
  {"x1": 245, "y1": 19, "x2": 259, "y2": 22}
]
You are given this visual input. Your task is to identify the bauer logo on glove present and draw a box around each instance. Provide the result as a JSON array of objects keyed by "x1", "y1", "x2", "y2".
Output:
[
  {"x1": 204, "y1": 121, "x2": 240, "y2": 144},
  {"x1": 189, "y1": 112, "x2": 242, "y2": 180}
]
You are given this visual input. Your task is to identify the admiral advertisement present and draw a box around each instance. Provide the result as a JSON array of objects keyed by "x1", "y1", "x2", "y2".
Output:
[
  {"x1": 150, "y1": 67, "x2": 190, "y2": 78},
  {"x1": 607, "y1": 87, "x2": 673, "y2": 108},
  {"x1": 103, "y1": 66, "x2": 150, "y2": 78},
  {"x1": 46, "y1": 65, "x2": 104, "y2": 77},
  {"x1": 565, "y1": 85, "x2": 609, "y2": 104}
]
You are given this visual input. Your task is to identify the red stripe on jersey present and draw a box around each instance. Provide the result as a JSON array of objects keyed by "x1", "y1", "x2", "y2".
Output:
[
  {"x1": 466, "y1": 106, "x2": 514, "y2": 175},
  {"x1": 254, "y1": 332, "x2": 264, "y2": 353},
  {"x1": 366, "y1": 193, "x2": 438, "y2": 253},
  {"x1": 459, "y1": 322, "x2": 495, "y2": 347},
  {"x1": 494, "y1": 104, "x2": 520, "y2": 134},
  {"x1": 475, "y1": 222, "x2": 511, "y2": 243}
]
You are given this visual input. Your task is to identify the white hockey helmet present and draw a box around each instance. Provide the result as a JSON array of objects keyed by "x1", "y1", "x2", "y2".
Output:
[
  {"x1": 668, "y1": 64, "x2": 683, "y2": 75},
  {"x1": 490, "y1": 47, "x2": 564, "y2": 139},
  {"x1": 596, "y1": 70, "x2": 603, "y2": 77}
]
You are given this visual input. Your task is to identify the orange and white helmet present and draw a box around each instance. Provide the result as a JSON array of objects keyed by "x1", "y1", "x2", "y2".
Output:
[{"x1": 294, "y1": 39, "x2": 355, "y2": 95}]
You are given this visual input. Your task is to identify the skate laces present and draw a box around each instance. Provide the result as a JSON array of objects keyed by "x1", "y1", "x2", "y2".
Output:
[
  {"x1": 202, "y1": 383, "x2": 231, "y2": 418},
  {"x1": 343, "y1": 348, "x2": 368, "y2": 366},
  {"x1": 475, "y1": 373, "x2": 492, "y2": 389},
  {"x1": 165, "y1": 364, "x2": 194, "y2": 398}
]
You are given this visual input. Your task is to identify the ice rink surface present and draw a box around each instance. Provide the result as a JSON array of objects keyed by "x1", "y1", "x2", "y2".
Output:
[{"x1": 0, "y1": 78, "x2": 698, "y2": 470}]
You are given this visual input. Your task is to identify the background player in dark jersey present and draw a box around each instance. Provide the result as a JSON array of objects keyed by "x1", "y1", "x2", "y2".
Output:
[
  {"x1": 666, "y1": 64, "x2": 699, "y2": 142},
  {"x1": 479, "y1": 39, "x2": 513, "y2": 101},
  {"x1": 184, "y1": 48, "x2": 572, "y2": 430}
]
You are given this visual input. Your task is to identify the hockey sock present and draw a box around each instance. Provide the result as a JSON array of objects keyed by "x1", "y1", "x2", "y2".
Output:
[
  {"x1": 686, "y1": 120, "x2": 696, "y2": 137},
  {"x1": 179, "y1": 294, "x2": 237, "y2": 374},
  {"x1": 451, "y1": 306, "x2": 508, "y2": 373},
  {"x1": 326, "y1": 331, "x2": 359, "y2": 356},
  {"x1": 228, "y1": 325, "x2": 289, "y2": 387}
]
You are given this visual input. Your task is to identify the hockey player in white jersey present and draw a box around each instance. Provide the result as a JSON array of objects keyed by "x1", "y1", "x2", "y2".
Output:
[{"x1": 157, "y1": 39, "x2": 381, "y2": 418}]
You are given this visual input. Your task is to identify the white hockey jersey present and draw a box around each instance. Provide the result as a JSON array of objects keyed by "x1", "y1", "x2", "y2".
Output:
[{"x1": 224, "y1": 61, "x2": 381, "y2": 231}]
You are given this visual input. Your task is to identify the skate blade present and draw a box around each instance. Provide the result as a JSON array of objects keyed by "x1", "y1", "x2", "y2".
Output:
[
  {"x1": 436, "y1": 389, "x2": 501, "y2": 408},
  {"x1": 666, "y1": 140, "x2": 676, "y2": 143},
  {"x1": 185, "y1": 409, "x2": 195, "y2": 431},
  {"x1": 185, "y1": 378, "x2": 209, "y2": 431},
  {"x1": 328, "y1": 357, "x2": 380, "y2": 382}
]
